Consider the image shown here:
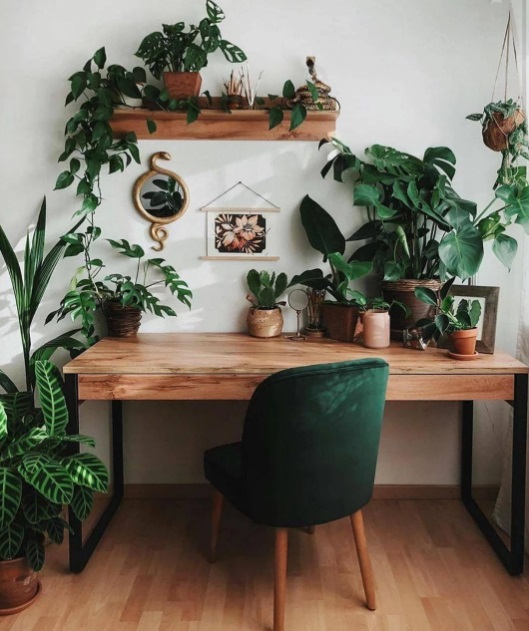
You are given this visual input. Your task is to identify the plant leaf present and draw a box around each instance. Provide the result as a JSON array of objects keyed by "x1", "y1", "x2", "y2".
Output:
[
  {"x1": 300, "y1": 195, "x2": 345, "y2": 260},
  {"x1": 71, "y1": 485, "x2": 94, "y2": 521},
  {"x1": 0, "y1": 522, "x2": 24, "y2": 560},
  {"x1": 35, "y1": 361, "x2": 68, "y2": 437},
  {"x1": 26, "y1": 537, "x2": 45, "y2": 572},
  {"x1": 0, "y1": 468, "x2": 22, "y2": 529},
  {"x1": 19, "y1": 455, "x2": 73, "y2": 504},
  {"x1": 492, "y1": 233, "x2": 518, "y2": 270},
  {"x1": 438, "y1": 223, "x2": 484, "y2": 281},
  {"x1": 62, "y1": 453, "x2": 109, "y2": 493}
]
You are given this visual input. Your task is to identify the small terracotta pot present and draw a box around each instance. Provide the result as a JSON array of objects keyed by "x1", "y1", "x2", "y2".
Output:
[
  {"x1": 163, "y1": 72, "x2": 202, "y2": 100},
  {"x1": 362, "y1": 310, "x2": 390, "y2": 349},
  {"x1": 247, "y1": 307, "x2": 283, "y2": 338},
  {"x1": 0, "y1": 557, "x2": 40, "y2": 615},
  {"x1": 449, "y1": 328, "x2": 478, "y2": 356},
  {"x1": 103, "y1": 300, "x2": 142, "y2": 338},
  {"x1": 482, "y1": 110, "x2": 526, "y2": 152},
  {"x1": 321, "y1": 303, "x2": 362, "y2": 343}
]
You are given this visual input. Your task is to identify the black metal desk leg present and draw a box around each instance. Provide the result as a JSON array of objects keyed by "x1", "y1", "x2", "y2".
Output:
[
  {"x1": 65, "y1": 374, "x2": 124, "y2": 573},
  {"x1": 461, "y1": 374, "x2": 528, "y2": 575}
]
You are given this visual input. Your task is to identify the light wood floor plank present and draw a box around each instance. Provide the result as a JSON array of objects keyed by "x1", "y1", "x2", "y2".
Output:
[{"x1": 1, "y1": 499, "x2": 528, "y2": 631}]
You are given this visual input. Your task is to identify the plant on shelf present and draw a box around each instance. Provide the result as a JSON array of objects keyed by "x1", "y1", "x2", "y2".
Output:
[
  {"x1": 0, "y1": 199, "x2": 84, "y2": 396},
  {"x1": 414, "y1": 278, "x2": 482, "y2": 358},
  {"x1": 0, "y1": 359, "x2": 108, "y2": 612},
  {"x1": 49, "y1": 237, "x2": 192, "y2": 343},
  {"x1": 245, "y1": 269, "x2": 288, "y2": 338},
  {"x1": 135, "y1": 0, "x2": 247, "y2": 99},
  {"x1": 467, "y1": 99, "x2": 528, "y2": 188}
]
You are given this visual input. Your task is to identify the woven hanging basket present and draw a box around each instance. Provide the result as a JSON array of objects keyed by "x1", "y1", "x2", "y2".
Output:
[
  {"x1": 247, "y1": 307, "x2": 283, "y2": 338},
  {"x1": 103, "y1": 300, "x2": 142, "y2": 338},
  {"x1": 381, "y1": 279, "x2": 441, "y2": 341}
]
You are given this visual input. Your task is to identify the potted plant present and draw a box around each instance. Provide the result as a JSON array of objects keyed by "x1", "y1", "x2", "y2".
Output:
[
  {"x1": 414, "y1": 278, "x2": 482, "y2": 359},
  {"x1": 467, "y1": 99, "x2": 528, "y2": 188},
  {"x1": 0, "y1": 360, "x2": 108, "y2": 614},
  {"x1": 318, "y1": 138, "x2": 529, "y2": 338},
  {"x1": 135, "y1": 0, "x2": 247, "y2": 99},
  {"x1": 49, "y1": 237, "x2": 192, "y2": 344},
  {"x1": 245, "y1": 270, "x2": 288, "y2": 338}
]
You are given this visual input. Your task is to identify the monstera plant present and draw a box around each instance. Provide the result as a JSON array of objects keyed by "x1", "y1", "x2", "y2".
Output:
[{"x1": 0, "y1": 360, "x2": 108, "y2": 611}]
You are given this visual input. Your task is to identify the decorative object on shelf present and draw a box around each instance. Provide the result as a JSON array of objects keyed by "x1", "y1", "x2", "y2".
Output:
[
  {"x1": 133, "y1": 152, "x2": 189, "y2": 251},
  {"x1": 285, "y1": 289, "x2": 309, "y2": 341},
  {"x1": 362, "y1": 309, "x2": 390, "y2": 349},
  {"x1": 201, "y1": 182, "x2": 280, "y2": 260},
  {"x1": 321, "y1": 302, "x2": 362, "y2": 343},
  {"x1": 245, "y1": 269, "x2": 288, "y2": 338},
  {"x1": 240, "y1": 64, "x2": 263, "y2": 109},
  {"x1": 305, "y1": 287, "x2": 326, "y2": 337},
  {"x1": 0, "y1": 360, "x2": 108, "y2": 614},
  {"x1": 224, "y1": 69, "x2": 244, "y2": 109},
  {"x1": 50, "y1": 239, "x2": 192, "y2": 343},
  {"x1": 414, "y1": 278, "x2": 482, "y2": 360},
  {"x1": 467, "y1": 11, "x2": 528, "y2": 188},
  {"x1": 447, "y1": 285, "x2": 499, "y2": 354},
  {"x1": 402, "y1": 328, "x2": 430, "y2": 351},
  {"x1": 287, "y1": 57, "x2": 338, "y2": 111},
  {"x1": 135, "y1": 0, "x2": 247, "y2": 99}
]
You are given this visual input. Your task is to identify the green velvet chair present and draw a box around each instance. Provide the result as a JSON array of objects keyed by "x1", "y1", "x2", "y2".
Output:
[{"x1": 203, "y1": 358, "x2": 389, "y2": 631}]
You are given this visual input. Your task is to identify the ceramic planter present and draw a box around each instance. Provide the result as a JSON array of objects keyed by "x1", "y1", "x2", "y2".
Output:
[
  {"x1": 247, "y1": 307, "x2": 283, "y2": 338},
  {"x1": 362, "y1": 309, "x2": 390, "y2": 349},
  {"x1": 0, "y1": 557, "x2": 40, "y2": 615},
  {"x1": 381, "y1": 279, "x2": 441, "y2": 341},
  {"x1": 103, "y1": 300, "x2": 142, "y2": 338},
  {"x1": 448, "y1": 328, "x2": 478, "y2": 357},
  {"x1": 163, "y1": 72, "x2": 202, "y2": 100},
  {"x1": 321, "y1": 303, "x2": 362, "y2": 343}
]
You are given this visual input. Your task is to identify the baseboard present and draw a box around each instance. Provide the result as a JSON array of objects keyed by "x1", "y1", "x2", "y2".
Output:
[{"x1": 114, "y1": 483, "x2": 499, "y2": 501}]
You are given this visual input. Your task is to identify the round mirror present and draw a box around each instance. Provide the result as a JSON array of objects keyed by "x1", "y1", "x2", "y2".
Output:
[
  {"x1": 288, "y1": 289, "x2": 309, "y2": 312},
  {"x1": 133, "y1": 152, "x2": 189, "y2": 251}
]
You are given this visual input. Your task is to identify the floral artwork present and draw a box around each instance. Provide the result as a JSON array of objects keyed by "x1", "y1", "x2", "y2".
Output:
[{"x1": 214, "y1": 213, "x2": 266, "y2": 254}]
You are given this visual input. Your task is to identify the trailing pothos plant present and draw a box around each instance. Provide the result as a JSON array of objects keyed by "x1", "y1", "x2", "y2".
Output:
[
  {"x1": 0, "y1": 198, "x2": 84, "y2": 395},
  {"x1": 49, "y1": 237, "x2": 192, "y2": 345},
  {"x1": 0, "y1": 360, "x2": 108, "y2": 571},
  {"x1": 318, "y1": 137, "x2": 529, "y2": 281}
]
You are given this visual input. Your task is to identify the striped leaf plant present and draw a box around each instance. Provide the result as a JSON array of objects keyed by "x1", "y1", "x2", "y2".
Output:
[{"x1": 0, "y1": 360, "x2": 108, "y2": 571}]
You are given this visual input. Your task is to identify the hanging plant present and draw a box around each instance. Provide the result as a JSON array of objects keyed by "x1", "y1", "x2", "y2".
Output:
[{"x1": 467, "y1": 12, "x2": 528, "y2": 189}]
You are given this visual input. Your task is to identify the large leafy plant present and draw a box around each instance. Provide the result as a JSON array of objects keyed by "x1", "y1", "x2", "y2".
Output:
[
  {"x1": 50, "y1": 237, "x2": 192, "y2": 344},
  {"x1": 0, "y1": 360, "x2": 108, "y2": 571},
  {"x1": 289, "y1": 196, "x2": 372, "y2": 305},
  {"x1": 246, "y1": 270, "x2": 288, "y2": 309},
  {"x1": 0, "y1": 199, "x2": 84, "y2": 394},
  {"x1": 135, "y1": 0, "x2": 247, "y2": 76},
  {"x1": 319, "y1": 138, "x2": 529, "y2": 281}
]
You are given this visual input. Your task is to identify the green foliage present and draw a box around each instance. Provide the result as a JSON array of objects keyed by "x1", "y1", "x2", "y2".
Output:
[
  {"x1": 142, "y1": 177, "x2": 184, "y2": 218},
  {"x1": 0, "y1": 360, "x2": 107, "y2": 571},
  {"x1": 246, "y1": 270, "x2": 288, "y2": 309},
  {"x1": 267, "y1": 81, "x2": 311, "y2": 132},
  {"x1": 0, "y1": 198, "x2": 84, "y2": 393},
  {"x1": 467, "y1": 99, "x2": 529, "y2": 188},
  {"x1": 318, "y1": 137, "x2": 527, "y2": 281},
  {"x1": 135, "y1": 1, "x2": 246, "y2": 76},
  {"x1": 50, "y1": 237, "x2": 192, "y2": 344},
  {"x1": 414, "y1": 278, "x2": 482, "y2": 341}
]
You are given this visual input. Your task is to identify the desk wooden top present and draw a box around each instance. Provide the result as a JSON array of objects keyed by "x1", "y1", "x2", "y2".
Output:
[{"x1": 64, "y1": 333, "x2": 528, "y2": 376}]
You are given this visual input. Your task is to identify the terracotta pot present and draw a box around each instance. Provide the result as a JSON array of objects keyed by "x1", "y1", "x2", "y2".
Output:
[
  {"x1": 381, "y1": 279, "x2": 441, "y2": 341},
  {"x1": 103, "y1": 300, "x2": 142, "y2": 338},
  {"x1": 449, "y1": 328, "x2": 478, "y2": 356},
  {"x1": 482, "y1": 109, "x2": 526, "y2": 152},
  {"x1": 247, "y1": 307, "x2": 283, "y2": 338},
  {"x1": 163, "y1": 72, "x2": 202, "y2": 100},
  {"x1": 0, "y1": 557, "x2": 40, "y2": 615},
  {"x1": 321, "y1": 303, "x2": 362, "y2": 343},
  {"x1": 362, "y1": 310, "x2": 390, "y2": 349}
]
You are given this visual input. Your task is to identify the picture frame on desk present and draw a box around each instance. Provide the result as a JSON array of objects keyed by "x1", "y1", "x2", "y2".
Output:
[{"x1": 450, "y1": 285, "x2": 500, "y2": 354}]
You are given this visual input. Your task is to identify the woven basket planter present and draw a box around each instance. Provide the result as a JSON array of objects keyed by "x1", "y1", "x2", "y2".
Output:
[
  {"x1": 103, "y1": 300, "x2": 142, "y2": 338},
  {"x1": 247, "y1": 307, "x2": 283, "y2": 338},
  {"x1": 482, "y1": 109, "x2": 526, "y2": 152},
  {"x1": 321, "y1": 303, "x2": 362, "y2": 343},
  {"x1": 382, "y1": 279, "x2": 441, "y2": 341}
]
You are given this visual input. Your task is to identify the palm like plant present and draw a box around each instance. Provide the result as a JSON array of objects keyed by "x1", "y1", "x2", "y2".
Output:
[{"x1": 0, "y1": 199, "x2": 84, "y2": 394}]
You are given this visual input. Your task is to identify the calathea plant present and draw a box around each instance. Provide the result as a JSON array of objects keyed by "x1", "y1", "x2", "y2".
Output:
[
  {"x1": 0, "y1": 360, "x2": 108, "y2": 571},
  {"x1": 49, "y1": 237, "x2": 192, "y2": 344},
  {"x1": 0, "y1": 198, "x2": 84, "y2": 395}
]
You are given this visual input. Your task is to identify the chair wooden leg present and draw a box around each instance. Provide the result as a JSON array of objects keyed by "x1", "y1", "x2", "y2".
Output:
[
  {"x1": 209, "y1": 489, "x2": 224, "y2": 563},
  {"x1": 274, "y1": 528, "x2": 288, "y2": 631},
  {"x1": 350, "y1": 510, "x2": 376, "y2": 611}
]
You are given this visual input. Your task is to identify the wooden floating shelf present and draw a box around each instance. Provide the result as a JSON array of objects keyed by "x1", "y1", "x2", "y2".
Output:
[{"x1": 110, "y1": 108, "x2": 339, "y2": 141}]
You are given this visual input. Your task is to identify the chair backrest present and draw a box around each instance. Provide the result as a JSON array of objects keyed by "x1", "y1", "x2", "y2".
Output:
[{"x1": 241, "y1": 358, "x2": 389, "y2": 527}]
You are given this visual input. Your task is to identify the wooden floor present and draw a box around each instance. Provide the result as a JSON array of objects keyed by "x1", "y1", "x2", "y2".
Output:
[{"x1": 2, "y1": 499, "x2": 529, "y2": 631}]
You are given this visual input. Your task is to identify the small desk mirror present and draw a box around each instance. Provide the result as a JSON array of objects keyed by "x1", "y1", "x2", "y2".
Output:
[{"x1": 133, "y1": 152, "x2": 189, "y2": 251}]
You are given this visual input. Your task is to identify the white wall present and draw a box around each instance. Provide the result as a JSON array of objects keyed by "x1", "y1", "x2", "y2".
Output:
[{"x1": 0, "y1": 0, "x2": 524, "y2": 486}]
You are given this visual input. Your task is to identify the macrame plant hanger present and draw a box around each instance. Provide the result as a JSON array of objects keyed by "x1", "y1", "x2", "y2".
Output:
[{"x1": 491, "y1": 10, "x2": 524, "y2": 109}]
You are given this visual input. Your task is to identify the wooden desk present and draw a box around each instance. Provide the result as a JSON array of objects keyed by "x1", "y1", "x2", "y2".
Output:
[{"x1": 63, "y1": 333, "x2": 529, "y2": 574}]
